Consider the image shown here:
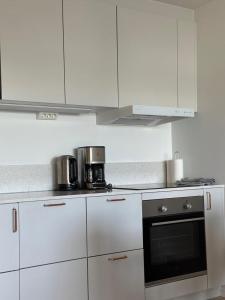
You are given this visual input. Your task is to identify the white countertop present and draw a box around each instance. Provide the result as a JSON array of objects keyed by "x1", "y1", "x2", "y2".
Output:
[{"x1": 0, "y1": 185, "x2": 223, "y2": 205}]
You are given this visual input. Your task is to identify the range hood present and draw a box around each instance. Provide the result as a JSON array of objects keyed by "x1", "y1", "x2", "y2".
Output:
[{"x1": 96, "y1": 105, "x2": 195, "y2": 127}]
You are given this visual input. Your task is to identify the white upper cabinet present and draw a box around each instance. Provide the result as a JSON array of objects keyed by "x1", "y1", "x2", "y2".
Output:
[
  {"x1": 0, "y1": 204, "x2": 19, "y2": 273},
  {"x1": 0, "y1": 0, "x2": 64, "y2": 104},
  {"x1": 204, "y1": 187, "x2": 225, "y2": 289},
  {"x1": 87, "y1": 194, "x2": 143, "y2": 256},
  {"x1": 178, "y1": 20, "x2": 197, "y2": 111},
  {"x1": 117, "y1": 6, "x2": 178, "y2": 108},
  {"x1": 63, "y1": 0, "x2": 118, "y2": 107},
  {"x1": 20, "y1": 198, "x2": 86, "y2": 268}
]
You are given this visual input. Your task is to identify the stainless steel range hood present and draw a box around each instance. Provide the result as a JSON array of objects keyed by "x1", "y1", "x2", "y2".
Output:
[{"x1": 96, "y1": 105, "x2": 195, "y2": 127}]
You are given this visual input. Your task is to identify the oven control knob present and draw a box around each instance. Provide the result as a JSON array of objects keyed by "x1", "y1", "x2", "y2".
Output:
[
  {"x1": 159, "y1": 205, "x2": 168, "y2": 213},
  {"x1": 184, "y1": 203, "x2": 192, "y2": 210}
]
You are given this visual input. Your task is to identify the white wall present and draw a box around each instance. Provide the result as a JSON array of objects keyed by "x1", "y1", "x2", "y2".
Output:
[
  {"x1": 172, "y1": 0, "x2": 225, "y2": 184},
  {"x1": 0, "y1": 111, "x2": 172, "y2": 165}
]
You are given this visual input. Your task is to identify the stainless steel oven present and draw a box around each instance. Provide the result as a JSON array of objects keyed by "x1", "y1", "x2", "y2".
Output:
[{"x1": 143, "y1": 195, "x2": 207, "y2": 287}]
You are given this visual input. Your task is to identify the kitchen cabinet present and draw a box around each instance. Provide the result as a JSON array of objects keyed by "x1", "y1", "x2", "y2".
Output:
[
  {"x1": 117, "y1": 6, "x2": 178, "y2": 108},
  {"x1": 204, "y1": 187, "x2": 225, "y2": 288},
  {"x1": 0, "y1": 204, "x2": 19, "y2": 273},
  {"x1": 88, "y1": 249, "x2": 145, "y2": 300},
  {"x1": 0, "y1": 0, "x2": 64, "y2": 104},
  {"x1": 87, "y1": 193, "x2": 143, "y2": 256},
  {"x1": 145, "y1": 275, "x2": 207, "y2": 300},
  {"x1": 63, "y1": 0, "x2": 118, "y2": 107},
  {"x1": 0, "y1": 271, "x2": 19, "y2": 300},
  {"x1": 20, "y1": 259, "x2": 88, "y2": 300},
  {"x1": 20, "y1": 198, "x2": 86, "y2": 268},
  {"x1": 178, "y1": 20, "x2": 197, "y2": 111}
]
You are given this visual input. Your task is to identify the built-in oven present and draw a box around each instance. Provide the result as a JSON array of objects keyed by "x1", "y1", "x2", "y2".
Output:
[{"x1": 143, "y1": 195, "x2": 207, "y2": 287}]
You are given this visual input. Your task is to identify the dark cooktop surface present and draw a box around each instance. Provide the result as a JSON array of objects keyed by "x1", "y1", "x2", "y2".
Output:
[
  {"x1": 113, "y1": 183, "x2": 206, "y2": 190},
  {"x1": 113, "y1": 183, "x2": 172, "y2": 190}
]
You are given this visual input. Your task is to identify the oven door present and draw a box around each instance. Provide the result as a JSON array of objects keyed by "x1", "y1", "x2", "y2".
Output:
[{"x1": 143, "y1": 212, "x2": 207, "y2": 286}]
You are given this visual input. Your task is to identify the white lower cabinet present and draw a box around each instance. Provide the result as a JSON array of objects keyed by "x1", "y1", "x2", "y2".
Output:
[
  {"x1": 145, "y1": 275, "x2": 207, "y2": 300},
  {"x1": 87, "y1": 193, "x2": 143, "y2": 256},
  {"x1": 88, "y1": 249, "x2": 145, "y2": 300},
  {"x1": 0, "y1": 204, "x2": 19, "y2": 273},
  {"x1": 204, "y1": 187, "x2": 225, "y2": 288},
  {"x1": 20, "y1": 198, "x2": 86, "y2": 268},
  {"x1": 20, "y1": 259, "x2": 88, "y2": 300},
  {"x1": 0, "y1": 271, "x2": 19, "y2": 300}
]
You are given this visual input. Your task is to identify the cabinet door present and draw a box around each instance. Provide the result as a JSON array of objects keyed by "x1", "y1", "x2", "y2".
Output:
[
  {"x1": 118, "y1": 6, "x2": 177, "y2": 107},
  {"x1": 20, "y1": 198, "x2": 86, "y2": 268},
  {"x1": 0, "y1": 204, "x2": 19, "y2": 273},
  {"x1": 87, "y1": 193, "x2": 142, "y2": 256},
  {"x1": 64, "y1": 0, "x2": 118, "y2": 107},
  {"x1": 0, "y1": 271, "x2": 19, "y2": 300},
  {"x1": 88, "y1": 250, "x2": 145, "y2": 300},
  {"x1": 0, "y1": 0, "x2": 64, "y2": 103},
  {"x1": 178, "y1": 20, "x2": 197, "y2": 111},
  {"x1": 20, "y1": 259, "x2": 88, "y2": 300},
  {"x1": 204, "y1": 187, "x2": 225, "y2": 288}
]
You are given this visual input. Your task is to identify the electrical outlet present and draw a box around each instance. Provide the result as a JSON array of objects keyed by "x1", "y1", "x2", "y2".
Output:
[{"x1": 36, "y1": 112, "x2": 58, "y2": 120}]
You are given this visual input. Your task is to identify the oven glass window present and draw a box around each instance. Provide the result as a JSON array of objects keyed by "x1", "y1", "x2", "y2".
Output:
[{"x1": 143, "y1": 216, "x2": 207, "y2": 285}]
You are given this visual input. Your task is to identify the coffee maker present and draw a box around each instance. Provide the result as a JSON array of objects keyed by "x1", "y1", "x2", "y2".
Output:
[
  {"x1": 76, "y1": 146, "x2": 107, "y2": 189},
  {"x1": 55, "y1": 155, "x2": 78, "y2": 190}
]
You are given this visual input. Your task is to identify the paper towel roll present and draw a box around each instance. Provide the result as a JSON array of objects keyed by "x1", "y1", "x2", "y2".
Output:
[{"x1": 166, "y1": 159, "x2": 184, "y2": 185}]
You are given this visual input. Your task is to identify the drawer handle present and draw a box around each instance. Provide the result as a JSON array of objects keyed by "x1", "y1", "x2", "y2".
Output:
[
  {"x1": 12, "y1": 208, "x2": 18, "y2": 233},
  {"x1": 107, "y1": 198, "x2": 126, "y2": 202},
  {"x1": 108, "y1": 255, "x2": 128, "y2": 262},
  {"x1": 43, "y1": 203, "x2": 66, "y2": 208}
]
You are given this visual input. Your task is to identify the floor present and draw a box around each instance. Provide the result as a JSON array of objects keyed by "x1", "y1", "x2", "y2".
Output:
[{"x1": 211, "y1": 298, "x2": 225, "y2": 300}]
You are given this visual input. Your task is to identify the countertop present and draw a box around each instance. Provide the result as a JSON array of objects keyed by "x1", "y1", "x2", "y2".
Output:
[{"x1": 0, "y1": 185, "x2": 223, "y2": 205}]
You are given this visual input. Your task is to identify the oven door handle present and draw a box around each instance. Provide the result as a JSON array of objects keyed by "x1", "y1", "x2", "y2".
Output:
[{"x1": 152, "y1": 217, "x2": 205, "y2": 227}]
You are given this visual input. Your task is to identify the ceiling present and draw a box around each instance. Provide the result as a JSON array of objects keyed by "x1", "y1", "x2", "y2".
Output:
[{"x1": 153, "y1": 0, "x2": 211, "y2": 9}]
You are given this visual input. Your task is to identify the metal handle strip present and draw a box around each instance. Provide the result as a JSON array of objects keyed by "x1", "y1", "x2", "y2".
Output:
[
  {"x1": 152, "y1": 217, "x2": 205, "y2": 227},
  {"x1": 107, "y1": 198, "x2": 126, "y2": 202},
  {"x1": 43, "y1": 203, "x2": 66, "y2": 208},
  {"x1": 206, "y1": 192, "x2": 212, "y2": 210},
  {"x1": 12, "y1": 208, "x2": 18, "y2": 233},
  {"x1": 108, "y1": 255, "x2": 128, "y2": 262}
]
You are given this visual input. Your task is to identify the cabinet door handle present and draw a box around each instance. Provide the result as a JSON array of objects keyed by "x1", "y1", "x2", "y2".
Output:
[
  {"x1": 12, "y1": 208, "x2": 18, "y2": 233},
  {"x1": 206, "y1": 192, "x2": 212, "y2": 210},
  {"x1": 107, "y1": 198, "x2": 126, "y2": 202},
  {"x1": 43, "y1": 203, "x2": 66, "y2": 208},
  {"x1": 108, "y1": 255, "x2": 128, "y2": 262}
]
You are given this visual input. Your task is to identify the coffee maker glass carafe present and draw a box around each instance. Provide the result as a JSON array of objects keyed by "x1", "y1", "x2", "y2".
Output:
[
  {"x1": 77, "y1": 146, "x2": 107, "y2": 189},
  {"x1": 85, "y1": 164, "x2": 105, "y2": 188}
]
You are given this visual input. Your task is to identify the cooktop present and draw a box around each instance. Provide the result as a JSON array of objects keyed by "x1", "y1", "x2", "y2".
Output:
[
  {"x1": 113, "y1": 183, "x2": 174, "y2": 190},
  {"x1": 113, "y1": 182, "x2": 207, "y2": 190}
]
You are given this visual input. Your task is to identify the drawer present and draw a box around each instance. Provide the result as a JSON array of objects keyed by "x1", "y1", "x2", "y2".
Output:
[
  {"x1": 145, "y1": 275, "x2": 207, "y2": 300},
  {"x1": 87, "y1": 193, "x2": 143, "y2": 256},
  {"x1": 88, "y1": 249, "x2": 145, "y2": 300},
  {"x1": 20, "y1": 198, "x2": 86, "y2": 268},
  {"x1": 20, "y1": 259, "x2": 88, "y2": 300},
  {"x1": 0, "y1": 271, "x2": 19, "y2": 300}
]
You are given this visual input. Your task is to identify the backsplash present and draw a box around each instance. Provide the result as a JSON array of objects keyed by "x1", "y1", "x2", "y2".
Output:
[
  {"x1": 0, "y1": 165, "x2": 53, "y2": 193},
  {"x1": 106, "y1": 162, "x2": 166, "y2": 185},
  {"x1": 0, "y1": 162, "x2": 166, "y2": 193}
]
